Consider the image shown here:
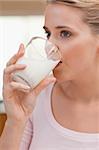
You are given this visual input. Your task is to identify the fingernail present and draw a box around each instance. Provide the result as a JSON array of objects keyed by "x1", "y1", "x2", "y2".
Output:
[
  {"x1": 18, "y1": 44, "x2": 24, "y2": 54},
  {"x1": 48, "y1": 77, "x2": 56, "y2": 83},
  {"x1": 23, "y1": 85, "x2": 30, "y2": 90},
  {"x1": 20, "y1": 43, "x2": 24, "y2": 49},
  {"x1": 51, "y1": 78, "x2": 56, "y2": 82}
]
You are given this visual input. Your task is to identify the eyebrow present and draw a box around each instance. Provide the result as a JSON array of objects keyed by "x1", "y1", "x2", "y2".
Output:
[{"x1": 43, "y1": 25, "x2": 72, "y2": 30}]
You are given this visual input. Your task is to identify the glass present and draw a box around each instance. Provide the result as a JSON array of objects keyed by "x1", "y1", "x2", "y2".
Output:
[{"x1": 14, "y1": 36, "x2": 61, "y2": 89}]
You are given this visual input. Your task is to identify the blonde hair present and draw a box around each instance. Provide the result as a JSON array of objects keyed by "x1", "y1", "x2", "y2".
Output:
[{"x1": 47, "y1": 0, "x2": 99, "y2": 34}]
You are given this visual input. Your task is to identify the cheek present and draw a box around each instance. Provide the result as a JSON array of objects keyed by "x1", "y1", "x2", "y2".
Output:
[{"x1": 61, "y1": 39, "x2": 96, "y2": 72}]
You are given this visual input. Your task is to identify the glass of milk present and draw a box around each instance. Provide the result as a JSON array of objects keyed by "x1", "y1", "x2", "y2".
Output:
[{"x1": 13, "y1": 36, "x2": 61, "y2": 89}]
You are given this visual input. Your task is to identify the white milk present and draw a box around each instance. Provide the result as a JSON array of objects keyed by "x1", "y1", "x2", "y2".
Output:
[
  {"x1": 14, "y1": 57, "x2": 60, "y2": 88},
  {"x1": 13, "y1": 37, "x2": 61, "y2": 88}
]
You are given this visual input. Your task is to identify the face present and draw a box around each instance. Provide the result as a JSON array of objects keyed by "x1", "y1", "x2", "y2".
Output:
[{"x1": 44, "y1": 3, "x2": 98, "y2": 82}]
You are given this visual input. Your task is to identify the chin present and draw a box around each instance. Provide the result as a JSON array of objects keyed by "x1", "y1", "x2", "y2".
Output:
[{"x1": 53, "y1": 67, "x2": 75, "y2": 83}]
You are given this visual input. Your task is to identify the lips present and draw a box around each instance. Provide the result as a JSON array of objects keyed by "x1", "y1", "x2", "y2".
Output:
[
  {"x1": 59, "y1": 61, "x2": 62, "y2": 64},
  {"x1": 55, "y1": 60, "x2": 62, "y2": 68}
]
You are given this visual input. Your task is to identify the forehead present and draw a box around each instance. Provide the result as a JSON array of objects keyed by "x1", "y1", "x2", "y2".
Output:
[{"x1": 44, "y1": 3, "x2": 85, "y2": 30}]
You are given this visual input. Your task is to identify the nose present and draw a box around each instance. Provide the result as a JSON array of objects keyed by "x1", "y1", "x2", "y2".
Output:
[
  {"x1": 48, "y1": 36, "x2": 60, "y2": 53},
  {"x1": 47, "y1": 36, "x2": 62, "y2": 61},
  {"x1": 48, "y1": 35, "x2": 56, "y2": 46}
]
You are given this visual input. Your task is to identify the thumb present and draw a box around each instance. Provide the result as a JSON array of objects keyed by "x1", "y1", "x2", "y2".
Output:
[{"x1": 32, "y1": 75, "x2": 56, "y2": 96}]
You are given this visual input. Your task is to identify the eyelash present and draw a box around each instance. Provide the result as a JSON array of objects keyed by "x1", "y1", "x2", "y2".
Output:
[
  {"x1": 45, "y1": 31, "x2": 51, "y2": 39},
  {"x1": 45, "y1": 30, "x2": 72, "y2": 39}
]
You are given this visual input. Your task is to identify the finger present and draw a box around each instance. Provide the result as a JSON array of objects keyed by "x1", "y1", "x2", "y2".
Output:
[
  {"x1": 6, "y1": 44, "x2": 25, "y2": 67},
  {"x1": 9, "y1": 81, "x2": 30, "y2": 92},
  {"x1": 4, "y1": 64, "x2": 26, "y2": 75},
  {"x1": 32, "y1": 75, "x2": 56, "y2": 96},
  {"x1": 3, "y1": 64, "x2": 26, "y2": 84}
]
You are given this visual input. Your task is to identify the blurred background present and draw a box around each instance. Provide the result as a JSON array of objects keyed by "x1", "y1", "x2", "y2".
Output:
[{"x1": 0, "y1": 0, "x2": 46, "y2": 110}]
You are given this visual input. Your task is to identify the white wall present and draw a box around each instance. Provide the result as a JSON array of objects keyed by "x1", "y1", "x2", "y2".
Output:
[{"x1": 0, "y1": 15, "x2": 45, "y2": 100}]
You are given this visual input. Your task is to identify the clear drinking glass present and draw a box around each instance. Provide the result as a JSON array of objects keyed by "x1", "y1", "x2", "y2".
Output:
[{"x1": 13, "y1": 36, "x2": 61, "y2": 89}]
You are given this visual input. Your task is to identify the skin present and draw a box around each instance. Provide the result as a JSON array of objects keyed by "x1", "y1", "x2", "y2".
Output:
[
  {"x1": 0, "y1": 3, "x2": 99, "y2": 150},
  {"x1": 0, "y1": 44, "x2": 56, "y2": 150},
  {"x1": 44, "y1": 3, "x2": 99, "y2": 133}
]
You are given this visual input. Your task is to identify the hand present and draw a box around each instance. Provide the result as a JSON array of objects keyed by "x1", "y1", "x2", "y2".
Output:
[{"x1": 3, "y1": 44, "x2": 56, "y2": 123}]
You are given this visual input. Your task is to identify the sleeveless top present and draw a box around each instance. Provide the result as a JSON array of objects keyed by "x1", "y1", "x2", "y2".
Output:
[{"x1": 20, "y1": 83, "x2": 99, "y2": 150}]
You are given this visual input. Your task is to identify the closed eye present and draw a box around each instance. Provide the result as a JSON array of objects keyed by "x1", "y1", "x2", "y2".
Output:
[
  {"x1": 45, "y1": 30, "x2": 51, "y2": 39},
  {"x1": 43, "y1": 26, "x2": 51, "y2": 39}
]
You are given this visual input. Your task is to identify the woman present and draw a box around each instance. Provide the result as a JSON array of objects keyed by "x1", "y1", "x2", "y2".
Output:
[{"x1": 0, "y1": 0, "x2": 99, "y2": 149}]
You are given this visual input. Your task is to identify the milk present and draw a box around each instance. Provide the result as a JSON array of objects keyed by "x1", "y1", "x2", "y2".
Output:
[
  {"x1": 14, "y1": 57, "x2": 60, "y2": 88},
  {"x1": 13, "y1": 37, "x2": 61, "y2": 88}
]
